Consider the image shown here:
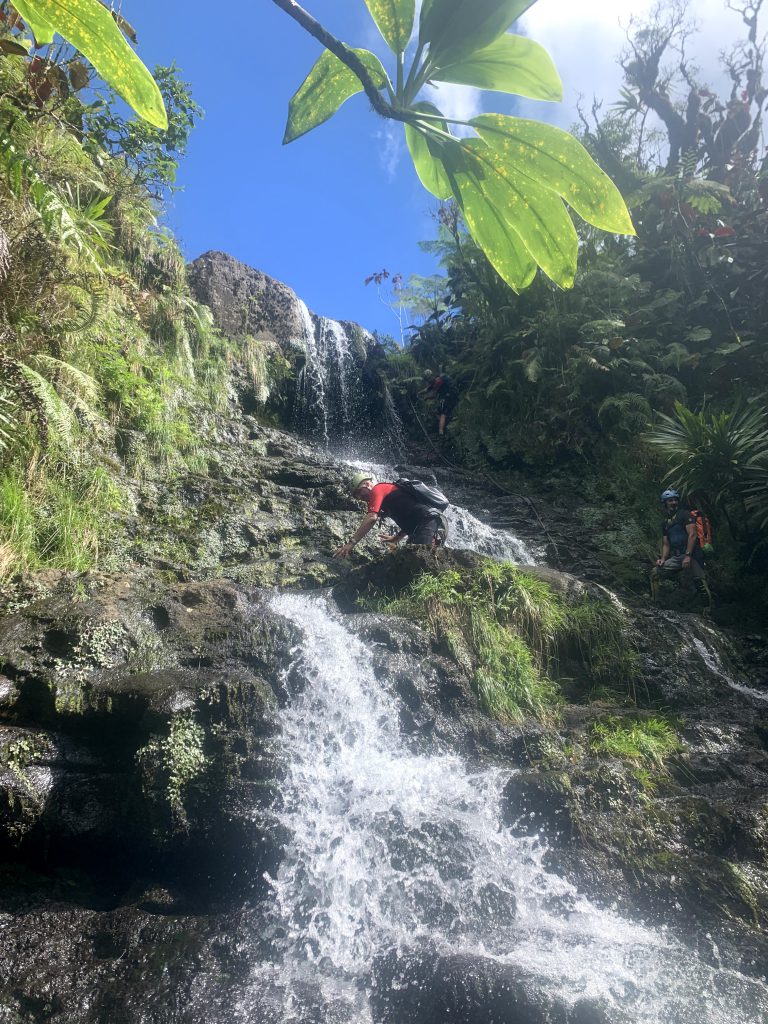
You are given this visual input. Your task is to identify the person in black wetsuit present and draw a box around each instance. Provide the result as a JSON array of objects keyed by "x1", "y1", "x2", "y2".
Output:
[
  {"x1": 650, "y1": 489, "x2": 712, "y2": 610},
  {"x1": 333, "y1": 472, "x2": 446, "y2": 559},
  {"x1": 422, "y1": 371, "x2": 459, "y2": 436}
]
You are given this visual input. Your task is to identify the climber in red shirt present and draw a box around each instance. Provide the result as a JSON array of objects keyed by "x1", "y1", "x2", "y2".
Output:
[{"x1": 333, "y1": 472, "x2": 447, "y2": 559}]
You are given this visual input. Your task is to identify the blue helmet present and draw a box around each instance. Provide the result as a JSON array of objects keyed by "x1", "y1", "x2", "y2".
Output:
[{"x1": 660, "y1": 488, "x2": 680, "y2": 503}]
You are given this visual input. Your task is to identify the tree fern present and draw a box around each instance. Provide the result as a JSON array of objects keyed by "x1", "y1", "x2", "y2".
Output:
[{"x1": 598, "y1": 393, "x2": 652, "y2": 437}]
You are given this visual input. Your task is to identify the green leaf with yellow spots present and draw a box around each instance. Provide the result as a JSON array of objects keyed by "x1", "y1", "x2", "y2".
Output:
[
  {"x1": 433, "y1": 33, "x2": 562, "y2": 102},
  {"x1": 10, "y1": 0, "x2": 55, "y2": 45},
  {"x1": 446, "y1": 138, "x2": 578, "y2": 289},
  {"x1": 363, "y1": 0, "x2": 415, "y2": 55},
  {"x1": 472, "y1": 114, "x2": 636, "y2": 235},
  {"x1": 405, "y1": 103, "x2": 453, "y2": 200},
  {"x1": 284, "y1": 47, "x2": 390, "y2": 144},
  {"x1": 419, "y1": 0, "x2": 536, "y2": 66},
  {"x1": 441, "y1": 141, "x2": 539, "y2": 291},
  {"x1": 11, "y1": 0, "x2": 167, "y2": 127}
]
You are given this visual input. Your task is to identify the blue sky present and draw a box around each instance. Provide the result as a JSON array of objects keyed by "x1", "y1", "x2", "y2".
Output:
[
  {"x1": 133, "y1": 0, "x2": 744, "y2": 336},
  {"x1": 132, "y1": 0, "x2": 527, "y2": 336}
]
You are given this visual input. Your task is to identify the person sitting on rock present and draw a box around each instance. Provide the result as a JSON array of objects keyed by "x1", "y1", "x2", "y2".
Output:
[
  {"x1": 333, "y1": 472, "x2": 446, "y2": 558},
  {"x1": 650, "y1": 489, "x2": 712, "y2": 611},
  {"x1": 422, "y1": 371, "x2": 459, "y2": 436}
]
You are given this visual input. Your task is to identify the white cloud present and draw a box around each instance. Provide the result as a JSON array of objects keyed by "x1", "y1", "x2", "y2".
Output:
[
  {"x1": 521, "y1": 0, "x2": 747, "y2": 126},
  {"x1": 376, "y1": 122, "x2": 405, "y2": 180},
  {"x1": 425, "y1": 82, "x2": 483, "y2": 135}
]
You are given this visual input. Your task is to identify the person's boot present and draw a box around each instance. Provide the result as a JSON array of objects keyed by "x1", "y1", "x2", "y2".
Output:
[{"x1": 695, "y1": 578, "x2": 714, "y2": 616}]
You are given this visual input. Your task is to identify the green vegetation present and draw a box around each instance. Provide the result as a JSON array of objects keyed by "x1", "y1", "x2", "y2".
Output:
[
  {"x1": 0, "y1": 25, "x2": 285, "y2": 581},
  {"x1": 7, "y1": 0, "x2": 167, "y2": 127},
  {"x1": 381, "y1": 4, "x2": 768, "y2": 615},
  {"x1": 274, "y1": 0, "x2": 634, "y2": 290},
  {"x1": 138, "y1": 715, "x2": 207, "y2": 823},
  {"x1": 374, "y1": 559, "x2": 638, "y2": 722},
  {"x1": 589, "y1": 716, "x2": 680, "y2": 774}
]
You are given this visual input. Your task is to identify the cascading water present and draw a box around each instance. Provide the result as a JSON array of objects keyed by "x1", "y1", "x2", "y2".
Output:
[
  {"x1": 253, "y1": 593, "x2": 768, "y2": 1023},
  {"x1": 293, "y1": 301, "x2": 327, "y2": 442},
  {"x1": 293, "y1": 306, "x2": 369, "y2": 445},
  {"x1": 380, "y1": 380, "x2": 407, "y2": 459},
  {"x1": 688, "y1": 625, "x2": 768, "y2": 703}
]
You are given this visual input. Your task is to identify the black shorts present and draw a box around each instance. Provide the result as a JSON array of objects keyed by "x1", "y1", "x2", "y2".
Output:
[
  {"x1": 408, "y1": 515, "x2": 446, "y2": 547},
  {"x1": 437, "y1": 395, "x2": 458, "y2": 418}
]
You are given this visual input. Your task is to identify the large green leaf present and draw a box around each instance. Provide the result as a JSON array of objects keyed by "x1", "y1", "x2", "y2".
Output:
[
  {"x1": 434, "y1": 33, "x2": 562, "y2": 101},
  {"x1": 284, "y1": 47, "x2": 389, "y2": 144},
  {"x1": 419, "y1": 0, "x2": 536, "y2": 66},
  {"x1": 443, "y1": 140, "x2": 579, "y2": 290},
  {"x1": 443, "y1": 144, "x2": 536, "y2": 292},
  {"x1": 472, "y1": 114, "x2": 636, "y2": 235},
  {"x1": 363, "y1": 0, "x2": 415, "y2": 54},
  {"x1": 12, "y1": 0, "x2": 55, "y2": 44},
  {"x1": 405, "y1": 103, "x2": 452, "y2": 199},
  {"x1": 12, "y1": 0, "x2": 166, "y2": 127}
]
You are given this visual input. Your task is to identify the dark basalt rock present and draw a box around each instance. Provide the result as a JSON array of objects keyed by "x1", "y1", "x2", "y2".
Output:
[
  {"x1": 0, "y1": 574, "x2": 298, "y2": 904},
  {"x1": 502, "y1": 770, "x2": 575, "y2": 844},
  {"x1": 371, "y1": 946, "x2": 629, "y2": 1024}
]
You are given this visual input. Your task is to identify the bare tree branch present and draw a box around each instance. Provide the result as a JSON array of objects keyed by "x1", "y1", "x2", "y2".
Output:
[{"x1": 268, "y1": 0, "x2": 412, "y2": 124}]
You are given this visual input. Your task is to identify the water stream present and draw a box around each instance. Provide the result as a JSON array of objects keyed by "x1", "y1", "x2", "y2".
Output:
[
  {"x1": 293, "y1": 305, "x2": 364, "y2": 445},
  {"x1": 252, "y1": 593, "x2": 768, "y2": 1023},
  {"x1": 265, "y1": 350, "x2": 766, "y2": 1021}
]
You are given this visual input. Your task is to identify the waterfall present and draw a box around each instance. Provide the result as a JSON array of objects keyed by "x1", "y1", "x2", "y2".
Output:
[
  {"x1": 381, "y1": 379, "x2": 407, "y2": 459},
  {"x1": 252, "y1": 593, "x2": 768, "y2": 1023},
  {"x1": 688, "y1": 626, "x2": 768, "y2": 703},
  {"x1": 293, "y1": 306, "x2": 367, "y2": 445},
  {"x1": 293, "y1": 300, "x2": 327, "y2": 442},
  {"x1": 447, "y1": 504, "x2": 536, "y2": 564}
]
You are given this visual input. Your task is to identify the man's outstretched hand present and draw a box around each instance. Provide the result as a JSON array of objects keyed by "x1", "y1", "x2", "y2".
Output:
[{"x1": 334, "y1": 542, "x2": 355, "y2": 559}]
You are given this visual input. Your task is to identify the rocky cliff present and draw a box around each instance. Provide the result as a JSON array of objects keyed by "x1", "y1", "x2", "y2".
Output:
[{"x1": 1, "y1": 268, "x2": 767, "y2": 1023}]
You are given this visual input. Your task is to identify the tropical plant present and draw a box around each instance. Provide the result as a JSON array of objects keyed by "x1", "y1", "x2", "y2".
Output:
[
  {"x1": 271, "y1": 0, "x2": 635, "y2": 291},
  {"x1": 5, "y1": 0, "x2": 167, "y2": 127},
  {"x1": 646, "y1": 401, "x2": 768, "y2": 540},
  {"x1": 82, "y1": 63, "x2": 203, "y2": 197}
]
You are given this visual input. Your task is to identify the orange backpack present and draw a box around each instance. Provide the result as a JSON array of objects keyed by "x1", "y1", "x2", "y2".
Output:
[{"x1": 689, "y1": 509, "x2": 714, "y2": 549}]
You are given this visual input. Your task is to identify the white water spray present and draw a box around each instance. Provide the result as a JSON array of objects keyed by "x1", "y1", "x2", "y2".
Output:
[{"x1": 253, "y1": 594, "x2": 768, "y2": 1023}]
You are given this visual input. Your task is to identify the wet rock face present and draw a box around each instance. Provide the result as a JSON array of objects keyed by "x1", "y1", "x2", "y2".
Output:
[
  {"x1": 371, "y1": 947, "x2": 626, "y2": 1024},
  {"x1": 0, "y1": 575, "x2": 299, "y2": 903},
  {"x1": 125, "y1": 419, "x2": 377, "y2": 590}
]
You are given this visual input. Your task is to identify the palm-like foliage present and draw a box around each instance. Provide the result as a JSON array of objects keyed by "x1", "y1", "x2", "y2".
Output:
[
  {"x1": 0, "y1": 128, "x2": 113, "y2": 272},
  {"x1": 646, "y1": 402, "x2": 768, "y2": 524},
  {"x1": 1, "y1": 350, "x2": 101, "y2": 458}
]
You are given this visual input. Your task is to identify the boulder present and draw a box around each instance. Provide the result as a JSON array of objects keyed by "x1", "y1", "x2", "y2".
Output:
[{"x1": 371, "y1": 946, "x2": 629, "y2": 1024}]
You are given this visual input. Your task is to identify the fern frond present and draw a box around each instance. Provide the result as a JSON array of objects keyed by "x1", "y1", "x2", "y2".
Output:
[
  {"x1": 16, "y1": 363, "x2": 79, "y2": 453},
  {"x1": 31, "y1": 355, "x2": 101, "y2": 414},
  {"x1": 0, "y1": 388, "x2": 17, "y2": 453},
  {"x1": 0, "y1": 224, "x2": 9, "y2": 283}
]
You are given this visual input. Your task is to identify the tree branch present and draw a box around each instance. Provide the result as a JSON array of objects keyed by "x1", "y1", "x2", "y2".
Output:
[{"x1": 268, "y1": 0, "x2": 411, "y2": 124}]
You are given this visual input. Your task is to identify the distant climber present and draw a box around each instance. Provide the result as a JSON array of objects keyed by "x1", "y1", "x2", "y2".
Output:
[
  {"x1": 333, "y1": 472, "x2": 449, "y2": 558},
  {"x1": 650, "y1": 489, "x2": 713, "y2": 611},
  {"x1": 422, "y1": 371, "x2": 459, "y2": 436}
]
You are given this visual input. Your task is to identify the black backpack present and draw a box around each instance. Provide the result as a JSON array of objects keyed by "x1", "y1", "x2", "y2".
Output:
[{"x1": 395, "y1": 478, "x2": 450, "y2": 512}]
